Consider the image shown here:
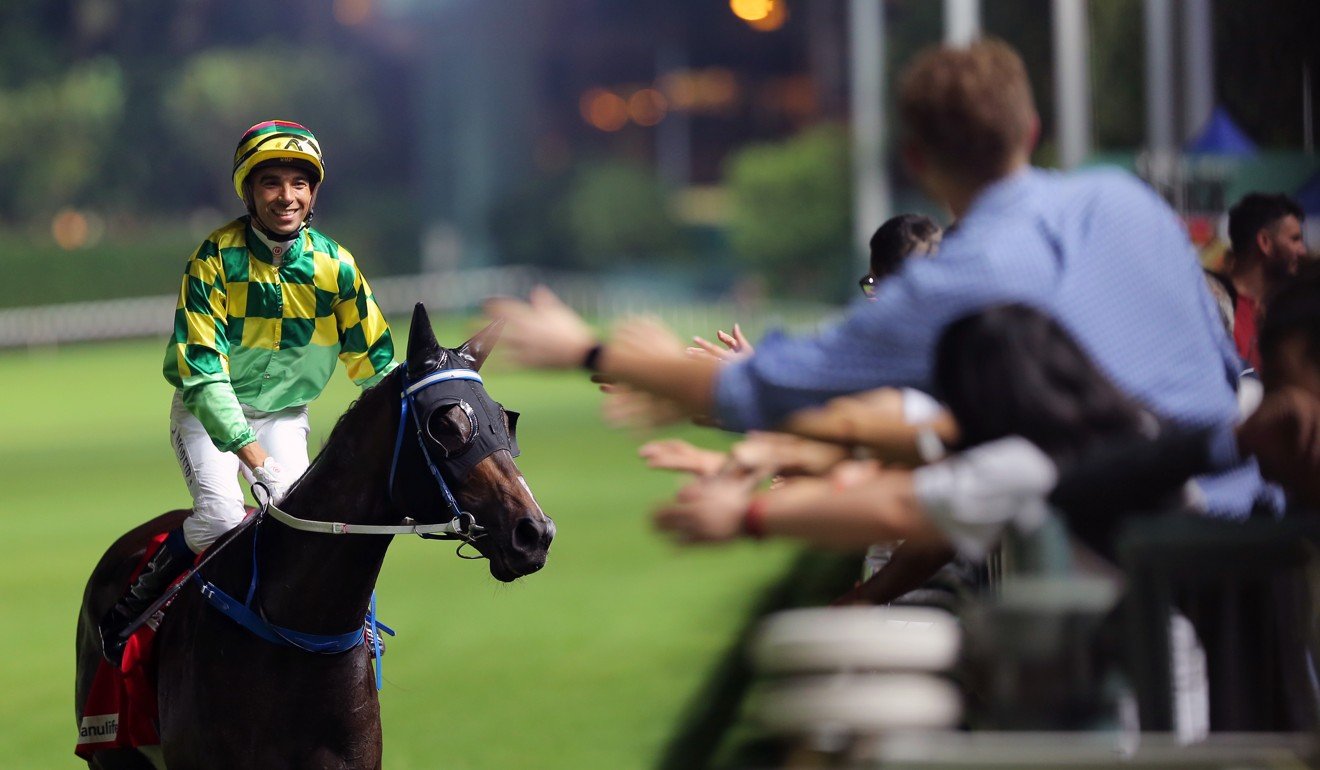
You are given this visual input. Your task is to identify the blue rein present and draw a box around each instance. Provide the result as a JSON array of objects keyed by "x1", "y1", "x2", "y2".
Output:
[
  {"x1": 193, "y1": 521, "x2": 395, "y2": 654},
  {"x1": 194, "y1": 367, "x2": 483, "y2": 688}
]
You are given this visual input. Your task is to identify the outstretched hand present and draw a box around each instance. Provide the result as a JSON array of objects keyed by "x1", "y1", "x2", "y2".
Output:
[
  {"x1": 601, "y1": 383, "x2": 689, "y2": 429},
  {"x1": 688, "y1": 323, "x2": 754, "y2": 362},
  {"x1": 484, "y1": 286, "x2": 598, "y2": 369},
  {"x1": 728, "y1": 431, "x2": 851, "y2": 477},
  {"x1": 638, "y1": 438, "x2": 728, "y2": 477},
  {"x1": 611, "y1": 316, "x2": 687, "y2": 362},
  {"x1": 652, "y1": 473, "x2": 758, "y2": 544}
]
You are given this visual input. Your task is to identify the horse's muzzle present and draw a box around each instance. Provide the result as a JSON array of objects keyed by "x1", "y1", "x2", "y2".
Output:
[{"x1": 495, "y1": 515, "x2": 553, "y2": 580}]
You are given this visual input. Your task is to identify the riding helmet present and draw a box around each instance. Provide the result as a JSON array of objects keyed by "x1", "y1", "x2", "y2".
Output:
[{"x1": 231, "y1": 120, "x2": 325, "y2": 202}]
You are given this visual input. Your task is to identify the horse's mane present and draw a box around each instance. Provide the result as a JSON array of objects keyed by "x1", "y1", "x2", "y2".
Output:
[{"x1": 290, "y1": 365, "x2": 405, "y2": 494}]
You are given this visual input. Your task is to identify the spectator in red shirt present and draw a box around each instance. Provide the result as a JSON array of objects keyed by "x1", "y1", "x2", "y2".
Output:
[{"x1": 1217, "y1": 193, "x2": 1308, "y2": 369}]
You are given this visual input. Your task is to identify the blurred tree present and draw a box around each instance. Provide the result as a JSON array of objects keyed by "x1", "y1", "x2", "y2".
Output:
[
  {"x1": 724, "y1": 125, "x2": 852, "y2": 298},
  {"x1": 0, "y1": 0, "x2": 73, "y2": 89},
  {"x1": 566, "y1": 160, "x2": 682, "y2": 269},
  {"x1": 0, "y1": 58, "x2": 124, "y2": 218},
  {"x1": 1088, "y1": 0, "x2": 1144, "y2": 148},
  {"x1": 488, "y1": 172, "x2": 576, "y2": 268}
]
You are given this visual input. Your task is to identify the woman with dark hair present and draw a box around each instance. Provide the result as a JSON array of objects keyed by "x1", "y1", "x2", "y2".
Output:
[
  {"x1": 932, "y1": 305, "x2": 1224, "y2": 557},
  {"x1": 935, "y1": 304, "x2": 1150, "y2": 461}
]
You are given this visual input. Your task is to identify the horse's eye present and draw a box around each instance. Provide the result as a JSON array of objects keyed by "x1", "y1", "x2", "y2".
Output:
[{"x1": 424, "y1": 403, "x2": 476, "y2": 456}]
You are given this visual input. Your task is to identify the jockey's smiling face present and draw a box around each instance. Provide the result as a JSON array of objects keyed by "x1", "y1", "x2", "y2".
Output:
[{"x1": 250, "y1": 164, "x2": 315, "y2": 237}]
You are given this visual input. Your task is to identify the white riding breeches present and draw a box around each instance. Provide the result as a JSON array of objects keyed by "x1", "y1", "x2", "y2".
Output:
[{"x1": 169, "y1": 392, "x2": 311, "y2": 553}]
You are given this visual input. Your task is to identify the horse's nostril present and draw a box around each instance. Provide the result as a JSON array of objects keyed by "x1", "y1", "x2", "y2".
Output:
[{"x1": 512, "y1": 516, "x2": 549, "y2": 553}]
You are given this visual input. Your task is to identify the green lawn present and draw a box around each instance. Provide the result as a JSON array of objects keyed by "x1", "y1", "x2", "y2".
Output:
[{"x1": 0, "y1": 331, "x2": 797, "y2": 768}]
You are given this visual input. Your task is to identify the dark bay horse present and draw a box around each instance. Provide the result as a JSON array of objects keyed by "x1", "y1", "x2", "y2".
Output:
[{"x1": 76, "y1": 304, "x2": 554, "y2": 769}]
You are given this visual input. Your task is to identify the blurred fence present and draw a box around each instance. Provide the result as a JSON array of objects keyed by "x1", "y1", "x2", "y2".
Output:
[{"x1": 0, "y1": 267, "x2": 838, "y2": 349}]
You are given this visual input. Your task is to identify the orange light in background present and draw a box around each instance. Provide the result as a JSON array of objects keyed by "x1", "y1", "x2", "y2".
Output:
[
  {"x1": 628, "y1": 89, "x2": 669, "y2": 127},
  {"x1": 730, "y1": 0, "x2": 774, "y2": 22},
  {"x1": 657, "y1": 69, "x2": 741, "y2": 114},
  {"x1": 52, "y1": 208, "x2": 90, "y2": 250},
  {"x1": 746, "y1": 0, "x2": 788, "y2": 31},
  {"x1": 658, "y1": 72, "x2": 699, "y2": 111},
  {"x1": 333, "y1": 0, "x2": 372, "y2": 27},
  {"x1": 763, "y1": 75, "x2": 816, "y2": 118},
  {"x1": 580, "y1": 88, "x2": 629, "y2": 132},
  {"x1": 697, "y1": 69, "x2": 739, "y2": 110}
]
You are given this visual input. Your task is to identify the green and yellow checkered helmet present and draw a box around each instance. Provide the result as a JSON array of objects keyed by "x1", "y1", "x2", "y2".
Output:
[{"x1": 231, "y1": 120, "x2": 325, "y2": 202}]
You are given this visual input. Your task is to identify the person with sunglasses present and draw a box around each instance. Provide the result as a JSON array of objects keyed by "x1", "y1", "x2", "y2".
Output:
[{"x1": 859, "y1": 213, "x2": 942, "y2": 299}]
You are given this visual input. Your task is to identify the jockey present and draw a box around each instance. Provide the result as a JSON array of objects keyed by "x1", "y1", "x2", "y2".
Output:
[{"x1": 99, "y1": 120, "x2": 398, "y2": 664}]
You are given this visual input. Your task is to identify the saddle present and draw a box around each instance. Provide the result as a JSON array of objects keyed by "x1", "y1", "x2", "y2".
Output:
[{"x1": 75, "y1": 534, "x2": 170, "y2": 760}]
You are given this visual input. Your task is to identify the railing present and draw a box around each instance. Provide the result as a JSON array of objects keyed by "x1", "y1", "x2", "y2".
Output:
[{"x1": 0, "y1": 267, "x2": 839, "y2": 349}]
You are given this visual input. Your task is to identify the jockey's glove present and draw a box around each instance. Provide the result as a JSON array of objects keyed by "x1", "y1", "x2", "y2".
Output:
[{"x1": 251, "y1": 456, "x2": 292, "y2": 506}]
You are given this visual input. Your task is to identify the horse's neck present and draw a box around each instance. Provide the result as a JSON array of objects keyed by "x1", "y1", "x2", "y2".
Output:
[{"x1": 250, "y1": 386, "x2": 400, "y2": 634}]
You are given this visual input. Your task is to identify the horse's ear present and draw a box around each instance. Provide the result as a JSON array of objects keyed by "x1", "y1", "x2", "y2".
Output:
[
  {"x1": 407, "y1": 303, "x2": 446, "y2": 370},
  {"x1": 456, "y1": 319, "x2": 504, "y2": 372}
]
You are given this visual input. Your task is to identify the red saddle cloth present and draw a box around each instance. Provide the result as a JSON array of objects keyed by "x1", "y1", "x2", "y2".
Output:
[{"x1": 75, "y1": 534, "x2": 171, "y2": 760}]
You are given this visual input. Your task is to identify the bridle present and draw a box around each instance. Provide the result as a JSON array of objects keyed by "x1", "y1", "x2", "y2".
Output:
[{"x1": 263, "y1": 362, "x2": 520, "y2": 554}]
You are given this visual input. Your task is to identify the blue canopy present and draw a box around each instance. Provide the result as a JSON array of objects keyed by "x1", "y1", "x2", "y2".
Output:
[{"x1": 1185, "y1": 106, "x2": 1258, "y2": 156}]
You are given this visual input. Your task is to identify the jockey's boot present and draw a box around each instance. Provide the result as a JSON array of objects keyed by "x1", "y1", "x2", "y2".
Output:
[{"x1": 98, "y1": 543, "x2": 191, "y2": 666}]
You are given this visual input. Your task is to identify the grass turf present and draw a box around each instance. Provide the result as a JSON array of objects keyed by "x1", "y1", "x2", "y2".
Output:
[{"x1": 0, "y1": 332, "x2": 798, "y2": 768}]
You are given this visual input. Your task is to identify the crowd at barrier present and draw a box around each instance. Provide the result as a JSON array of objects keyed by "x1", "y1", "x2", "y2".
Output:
[{"x1": 484, "y1": 38, "x2": 1320, "y2": 767}]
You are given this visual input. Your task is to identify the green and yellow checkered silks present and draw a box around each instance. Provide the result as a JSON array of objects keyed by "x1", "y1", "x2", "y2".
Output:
[
  {"x1": 232, "y1": 120, "x2": 325, "y2": 201},
  {"x1": 163, "y1": 217, "x2": 396, "y2": 452}
]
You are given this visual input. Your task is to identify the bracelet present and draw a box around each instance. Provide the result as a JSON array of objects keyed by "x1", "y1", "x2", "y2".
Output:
[
  {"x1": 580, "y1": 343, "x2": 604, "y2": 372},
  {"x1": 742, "y1": 496, "x2": 767, "y2": 540}
]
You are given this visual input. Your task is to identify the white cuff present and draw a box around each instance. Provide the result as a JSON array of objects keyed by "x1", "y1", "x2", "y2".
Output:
[{"x1": 912, "y1": 436, "x2": 1058, "y2": 559}]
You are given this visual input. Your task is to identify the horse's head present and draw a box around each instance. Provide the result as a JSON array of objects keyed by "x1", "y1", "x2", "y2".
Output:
[{"x1": 391, "y1": 303, "x2": 554, "y2": 582}]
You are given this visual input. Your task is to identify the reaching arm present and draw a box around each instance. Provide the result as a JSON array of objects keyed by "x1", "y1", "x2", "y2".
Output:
[
  {"x1": 486, "y1": 287, "x2": 722, "y2": 416},
  {"x1": 487, "y1": 249, "x2": 1033, "y2": 432},
  {"x1": 597, "y1": 318, "x2": 722, "y2": 418},
  {"x1": 777, "y1": 388, "x2": 958, "y2": 466},
  {"x1": 651, "y1": 470, "x2": 939, "y2": 551}
]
